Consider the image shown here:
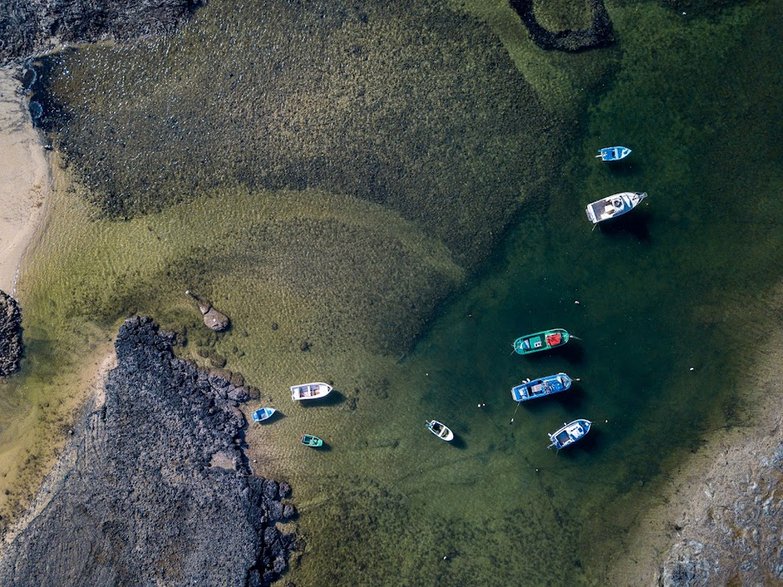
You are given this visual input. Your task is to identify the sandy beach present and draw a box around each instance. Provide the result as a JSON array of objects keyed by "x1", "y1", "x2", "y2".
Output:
[{"x1": 0, "y1": 66, "x2": 50, "y2": 295}]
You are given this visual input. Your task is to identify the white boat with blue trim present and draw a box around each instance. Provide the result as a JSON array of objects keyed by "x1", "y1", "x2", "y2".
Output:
[
  {"x1": 547, "y1": 419, "x2": 591, "y2": 450},
  {"x1": 586, "y1": 191, "x2": 647, "y2": 224}
]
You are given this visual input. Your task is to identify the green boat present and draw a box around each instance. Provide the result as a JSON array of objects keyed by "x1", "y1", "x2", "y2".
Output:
[
  {"x1": 513, "y1": 328, "x2": 570, "y2": 355},
  {"x1": 301, "y1": 434, "x2": 324, "y2": 448}
]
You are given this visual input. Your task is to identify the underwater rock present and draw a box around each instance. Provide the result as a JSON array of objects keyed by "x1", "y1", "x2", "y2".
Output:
[
  {"x1": 660, "y1": 541, "x2": 715, "y2": 586},
  {"x1": 510, "y1": 0, "x2": 614, "y2": 52},
  {"x1": 0, "y1": 0, "x2": 205, "y2": 64},
  {"x1": 0, "y1": 290, "x2": 23, "y2": 376},
  {"x1": 658, "y1": 440, "x2": 783, "y2": 586},
  {"x1": 186, "y1": 290, "x2": 230, "y2": 331},
  {"x1": 0, "y1": 316, "x2": 297, "y2": 586}
]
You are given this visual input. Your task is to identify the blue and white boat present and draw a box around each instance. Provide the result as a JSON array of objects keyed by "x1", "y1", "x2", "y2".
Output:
[
  {"x1": 511, "y1": 373, "x2": 572, "y2": 402},
  {"x1": 595, "y1": 146, "x2": 631, "y2": 161},
  {"x1": 585, "y1": 191, "x2": 647, "y2": 224},
  {"x1": 252, "y1": 407, "x2": 277, "y2": 422},
  {"x1": 547, "y1": 419, "x2": 591, "y2": 450}
]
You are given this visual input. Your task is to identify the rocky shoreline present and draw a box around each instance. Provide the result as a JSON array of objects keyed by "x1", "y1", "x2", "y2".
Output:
[
  {"x1": 0, "y1": 290, "x2": 23, "y2": 376},
  {"x1": 609, "y1": 325, "x2": 783, "y2": 586},
  {"x1": 661, "y1": 429, "x2": 782, "y2": 585},
  {"x1": 0, "y1": 0, "x2": 204, "y2": 64},
  {"x1": 510, "y1": 0, "x2": 615, "y2": 52},
  {"x1": 0, "y1": 317, "x2": 297, "y2": 586}
]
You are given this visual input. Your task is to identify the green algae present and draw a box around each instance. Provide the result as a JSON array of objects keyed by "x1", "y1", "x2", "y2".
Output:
[
  {"x1": 450, "y1": 0, "x2": 617, "y2": 116},
  {"x1": 532, "y1": 0, "x2": 593, "y2": 31},
  {"x1": 37, "y1": 0, "x2": 565, "y2": 270},
  {"x1": 0, "y1": 172, "x2": 467, "y2": 526},
  {"x1": 2, "y1": 0, "x2": 780, "y2": 584}
]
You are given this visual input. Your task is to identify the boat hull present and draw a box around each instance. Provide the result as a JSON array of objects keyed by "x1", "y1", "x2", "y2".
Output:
[
  {"x1": 426, "y1": 420, "x2": 454, "y2": 442},
  {"x1": 513, "y1": 328, "x2": 570, "y2": 355},
  {"x1": 596, "y1": 146, "x2": 631, "y2": 161},
  {"x1": 251, "y1": 407, "x2": 276, "y2": 422},
  {"x1": 511, "y1": 373, "x2": 572, "y2": 402},
  {"x1": 585, "y1": 191, "x2": 647, "y2": 224},
  {"x1": 301, "y1": 434, "x2": 324, "y2": 447},
  {"x1": 547, "y1": 419, "x2": 591, "y2": 450},
  {"x1": 291, "y1": 382, "x2": 333, "y2": 401}
]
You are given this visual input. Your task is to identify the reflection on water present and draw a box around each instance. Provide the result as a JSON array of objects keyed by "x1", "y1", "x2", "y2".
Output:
[{"x1": 2, "y1": 1, "x2": 782, "y2": 585}]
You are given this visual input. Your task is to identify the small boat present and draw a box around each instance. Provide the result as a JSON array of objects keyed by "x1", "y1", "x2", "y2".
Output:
[
  {"x1": 425, "y1": 420, "x2": 454, "y2": 442},
  {"x1": 595, "y1": 146, "x2": 631, "y2": 161},
  {"x1": 513, "y1": 328, "x2": 570, "y2": 355},
  {"x1": 290, "y1": 381, "x2": 333, "y2": 401},
  {"x1": 585, "y1": 191, "x2": 647, "y2": 224},
  {"x1": 547, "y1": 419, "x2": 592, "y2": 450},
  {"x1": 512, "y1": 373, "x2": 572, "y2": 402},
  {"x1": 251, "y1": 407, "x2": 277, "y2": 422},
  {"x1": 301, "y1": 434, "x2": 324, "y2": 448}
]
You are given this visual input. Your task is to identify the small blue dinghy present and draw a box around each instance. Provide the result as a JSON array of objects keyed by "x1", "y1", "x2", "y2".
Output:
[
  {"x1": 547, "y1": 419, "x2": 591, "y2": 450},
  {"x1": 251, "y1": 407, "x2": 276, "y2": 423},
  {"x1": 595, "y1": 146, "x2": 631, "y2": 162},
  {"x1": 511, "y1": 373, "x2": 572, "y2": 402}
]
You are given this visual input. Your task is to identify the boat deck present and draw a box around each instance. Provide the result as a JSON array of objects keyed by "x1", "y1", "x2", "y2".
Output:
[{"x1": 588, "y1": 198, "x2": 624, "y2": 221}]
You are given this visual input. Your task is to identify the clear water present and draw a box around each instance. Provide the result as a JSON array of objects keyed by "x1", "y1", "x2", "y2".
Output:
[{"x1": 2, "y1": 1, "x2": 782, "y2": 585}]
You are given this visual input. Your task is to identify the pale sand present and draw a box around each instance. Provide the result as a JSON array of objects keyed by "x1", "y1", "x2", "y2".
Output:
[{"x1": 0, "y1": 66, "x2": 50, "y2": 295}]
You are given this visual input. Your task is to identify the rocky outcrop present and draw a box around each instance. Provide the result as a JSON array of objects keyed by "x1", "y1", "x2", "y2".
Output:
[
  {"x1": 0, "y1": 290, "x2": 23, "y2": 376},
  {"x1": 0, "y1": 0, "x2": 204, "y2": 64},
  {"x1": 658, "y1": 441, "x2": 783, "y2": 586},
  {"x1": 186, "y1": 290, "x2": 230, "y2": 331},
  {"x1": 510, "y1": 0, "x2": 614, "y2": 52},
  {"x1": 0, "y1": 316, "x2": 296, "y2": 586}
]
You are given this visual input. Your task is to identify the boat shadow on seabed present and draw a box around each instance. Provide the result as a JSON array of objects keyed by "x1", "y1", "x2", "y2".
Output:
[
  {"x1": 523, "y1": 384, "x2": 586, "y2": 413},
  {"x1": 297, "y1": 389, "x2": 345, "y2": 408},
  {"x1": 553, "y1": 425, "x2": 601, "y2": 457},
  {"x1": 596, "y1": 207, "x2": 653, "y2": 243},
  {"x1": 522, "y1": 341, "x2": 585, "y2": 365}
]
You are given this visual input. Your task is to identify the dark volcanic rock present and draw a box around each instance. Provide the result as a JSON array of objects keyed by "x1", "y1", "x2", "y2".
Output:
[
  {"x1": 0, "y1": 0, "x2": 204, "y2": 64},
  {"x1": 0, "y1": 316, "x2": 296, "y2": 587},
  {"x1": 510, "y1": 0, "x2": 614, "y2": 52},
  {"x1": 0, "y1": 290, "x2": 23, "y2": 376}
]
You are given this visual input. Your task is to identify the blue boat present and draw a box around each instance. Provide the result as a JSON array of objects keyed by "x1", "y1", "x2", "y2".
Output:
[
  {"x1": 511, "y1": 373, "x2": 572, "y2": 402},
  {"x1": 595, "y1": 146, "x2": 631, "y2": 161},
  {"x1": 251, "y1": 407, "x2": 276, "y2": 423},
  {"x1": 547, "y1": 419, "x2": 591, "y2": 450}
]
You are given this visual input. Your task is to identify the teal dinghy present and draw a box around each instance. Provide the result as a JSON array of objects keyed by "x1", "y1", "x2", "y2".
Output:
[
  {"x1": 301, "y1": 434, "x2": 324, "y2": 448},
  {"x1": 513, "y1": 328, "x2": 570, "y2": 355}
]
